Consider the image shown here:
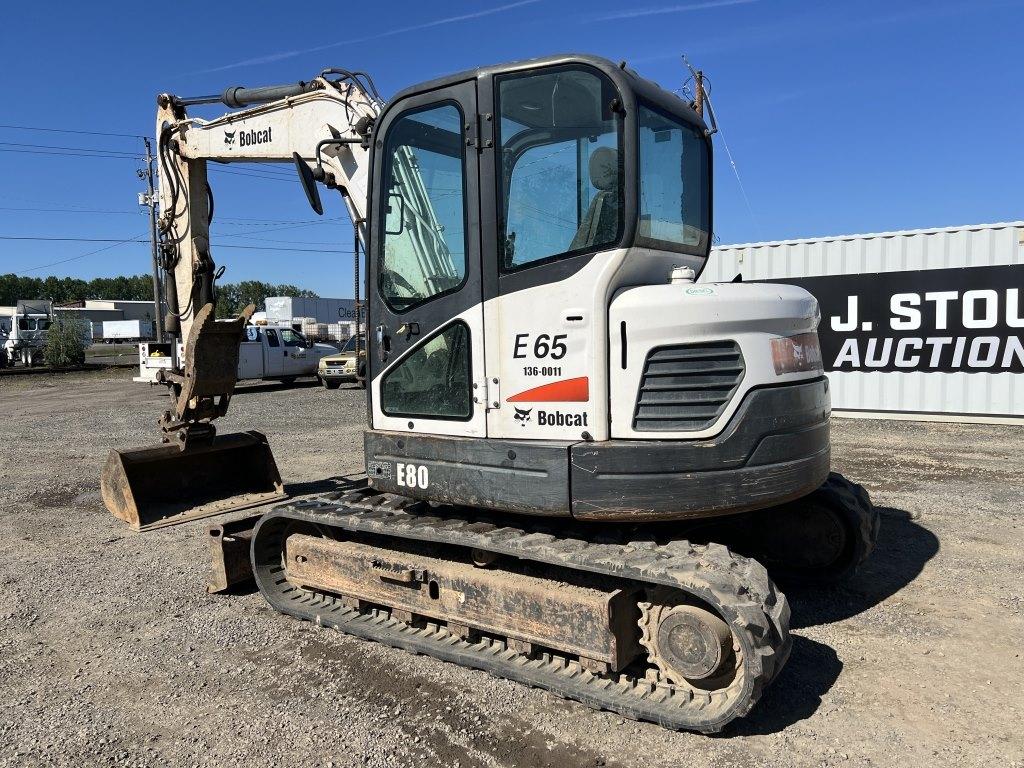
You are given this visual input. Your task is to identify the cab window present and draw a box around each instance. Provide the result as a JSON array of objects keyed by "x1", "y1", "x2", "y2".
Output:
[
  {"x1": 496, "y1": 66, "x2": 624, "y2": 271},
  {"x1": 637, "y1": 102, "x2": 710, "y2": 253},
  {"x1": 382, "y1": 322, "x2": 471, "y2": 420},
  {"x1": 280, "y1": 329, "x2": 306, "y2": 348},
  {"x1": 378, "y1": 102, "x2": 467, "y2": 313},
  {"x1": 265, "y1": 329, "x2": 280, "y2": 347}
]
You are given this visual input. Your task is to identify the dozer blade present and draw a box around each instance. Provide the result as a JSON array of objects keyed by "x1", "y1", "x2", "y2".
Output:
[{"x1": 100, "y1": 430, "x2": 286, "y2": 531}]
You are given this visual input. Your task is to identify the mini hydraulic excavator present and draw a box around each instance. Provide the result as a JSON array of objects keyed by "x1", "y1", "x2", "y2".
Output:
[{"x1": 101, "y1": 55, "x2": 878, "y2": 731}]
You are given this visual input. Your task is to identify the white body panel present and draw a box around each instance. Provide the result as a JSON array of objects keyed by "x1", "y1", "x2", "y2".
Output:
[
  {"x1": 135, "y1": 329, "x2": 332, "y2": 383},
  {"x1": 133, "y1": 342, "x2": 177, "y2": 383},
  {"x1": 238, "y1": 341, "x2": 269, "y2": 379},
  {"x1": 478, "y1": 246, "x2": 820, "y2": 442},
  {"x1": 484, "y1": 248, "x2": 707, "y2": 442},
  {"x1": 609, "y1": 282, "x2": 820, "y2": 439}
]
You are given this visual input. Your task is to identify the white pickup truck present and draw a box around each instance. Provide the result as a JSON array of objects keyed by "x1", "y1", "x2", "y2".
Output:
[
  {"x1": 134, "y1": 324, "x2": 335, "y2": 384},
  {"x1": 238, "y1": 325, "x2": 335, "y2": 382}
]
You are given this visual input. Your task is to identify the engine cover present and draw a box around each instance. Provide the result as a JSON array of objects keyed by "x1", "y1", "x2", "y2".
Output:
[{"x1": 609, "y1": 281, "x2": 820, "y2": 439}]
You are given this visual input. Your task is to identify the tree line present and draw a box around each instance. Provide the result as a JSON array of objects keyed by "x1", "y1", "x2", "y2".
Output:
[{"x1": 0, "y1": 273, "x2": 316, "y2": 316}]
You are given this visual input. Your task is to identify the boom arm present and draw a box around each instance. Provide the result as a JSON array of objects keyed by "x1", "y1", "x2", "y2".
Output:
[
  {"x1": 151, "y1": 72, "x2": 379, "y2": 446},
  {"x1": 156, "y1": 74, "x2": 379, "y2": 343},
  {"x1": 153, "y1": 68, "x2": 459, "y2": 449}
]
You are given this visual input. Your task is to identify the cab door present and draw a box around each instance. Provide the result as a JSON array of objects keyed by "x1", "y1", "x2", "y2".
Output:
[
  {"x1": 263, "y1": 328, "x2": 285, "y2": 377},
  {"x1": 367, "y1": 81, "x2": 487, "y2": 438},
  {"x1": 279, "y1": 328, "x2": 308, "y2": 375}
]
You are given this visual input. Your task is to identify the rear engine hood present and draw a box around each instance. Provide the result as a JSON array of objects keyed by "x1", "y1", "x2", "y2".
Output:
[
  {"x1": 611, "y1": 282, "x2": 819, "y2": 343},
  {"x1": 608, "y1": 281, "x2": 822, "y2": 440}
]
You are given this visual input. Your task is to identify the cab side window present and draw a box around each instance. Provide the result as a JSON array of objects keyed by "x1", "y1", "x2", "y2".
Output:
[
  {"x1": 496, "y1": 66, "x2": 624, "y2": 271},
  {"x1": 280, "y1": 329, "x2": 305, "y2": 348},
  {"x1": 382, "y1": 322, "x2": 471, "y2": 420},
  {"x1": 378, "y1": 103, "x2": 468, "y2": 313},
  {"x1": 265, "y1": 329, "x2": 280, "y2": 347}
]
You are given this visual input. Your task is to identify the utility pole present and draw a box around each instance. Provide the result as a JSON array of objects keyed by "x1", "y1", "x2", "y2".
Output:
[{"x1": 139, "y1": 137, "x2": 165, "y2": 342}]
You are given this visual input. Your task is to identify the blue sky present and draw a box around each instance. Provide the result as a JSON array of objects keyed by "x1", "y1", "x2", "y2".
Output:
[{"x1": 1, "y1": 0, "x2": 1021, "y2": 297}]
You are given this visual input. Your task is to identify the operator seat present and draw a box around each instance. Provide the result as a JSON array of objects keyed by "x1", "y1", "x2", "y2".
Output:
[{"x1": 569, "y1": 146, "x2": 619, "y2": 251}]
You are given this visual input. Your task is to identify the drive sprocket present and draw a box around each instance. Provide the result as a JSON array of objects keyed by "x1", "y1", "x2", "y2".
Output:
[{"x1": 638, "y1": 587, "x2": 744, "y2": 694}]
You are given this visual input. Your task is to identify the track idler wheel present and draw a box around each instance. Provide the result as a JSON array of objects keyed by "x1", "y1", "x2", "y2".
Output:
[{"x1": 751, "y1": 472, "x2": 879, "y2": 587}]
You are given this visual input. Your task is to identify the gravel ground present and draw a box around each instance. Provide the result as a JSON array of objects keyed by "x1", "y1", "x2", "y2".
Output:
[{"x1": 1, "y1": 368, "x2": 1022, "y2": 767}]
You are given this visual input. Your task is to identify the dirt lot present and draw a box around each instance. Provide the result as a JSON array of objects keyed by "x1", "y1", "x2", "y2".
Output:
[{"x1": 1, "y1": 368, "x2": 1021, "y2": 767}]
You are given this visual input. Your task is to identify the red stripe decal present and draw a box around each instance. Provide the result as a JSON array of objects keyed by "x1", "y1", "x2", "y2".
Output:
[{"x1": 507, "y1": 376, "x2": 589, "y2": 403}]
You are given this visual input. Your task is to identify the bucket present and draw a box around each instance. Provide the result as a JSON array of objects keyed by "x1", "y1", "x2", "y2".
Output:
[{"x1": 100, "y1": 430, "x2": 286, "y2": 531}]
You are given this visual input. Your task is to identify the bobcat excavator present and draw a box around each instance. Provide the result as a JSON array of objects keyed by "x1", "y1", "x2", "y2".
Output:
[{"x1": 100, "y1": 55, "x2": 878, "y2": 732}]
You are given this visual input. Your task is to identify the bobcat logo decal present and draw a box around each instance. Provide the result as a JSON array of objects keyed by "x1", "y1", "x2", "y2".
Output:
[
  {"x1": 223, "y1": 131, "x2": 236, "y2": 145},
  {"x1": 513, "y1": 407, "x2": 532, "y2": 426}
]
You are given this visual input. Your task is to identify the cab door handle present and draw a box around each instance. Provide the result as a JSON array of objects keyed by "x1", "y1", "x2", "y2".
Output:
[{"x1": 375, "y1": 324, "x2": 391, "y2": 362}]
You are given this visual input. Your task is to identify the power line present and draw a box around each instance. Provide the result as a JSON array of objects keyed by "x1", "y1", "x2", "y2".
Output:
[
  {"x1": 217, "y1": 243, "x2": 353, "y2": 253},
  {"x1": 15, "y1": 235, "x2": 151, "y2": 274},
  {"x1": 0, "y1": 234, "x2": 351, "y2": 253},
  {"x1": 215, "y1": 222, "x2": 341, "y2": 239},
  {"x1": 219, "y1": 234, "x2": 347, "y2": 246},
  {"x1": 0, "y1": 141, "x2": 140, "y2": 156},
  {"x1": 0, "y1": 236, "x2": 146, "y2": 243},
  {"x1": 218, "y1": 218, "x2": 348, "y2": 226},
  {"x1": 0, "y1": 206, "x2": 345, "y2": 227},
  {"x1": 0, "y1": 206, "x2": 145, "y2": 215},
  {"x1": 0, "y1": 148, "x2": 143, "y2": 160},
  {"x1": 231, "y1": 163, "x2": 296, "y2": 176},
  {"x1": 208, "y1": 167, "x2": 299, "y2": 183},
  {"x1": 0, "y1": 123, "x2": 148, "y2": 140}
]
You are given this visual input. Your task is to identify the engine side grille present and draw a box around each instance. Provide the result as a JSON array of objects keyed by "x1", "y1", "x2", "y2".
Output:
[{"x1": 632, "y1": 341, "x2": 745, "y2": 432}]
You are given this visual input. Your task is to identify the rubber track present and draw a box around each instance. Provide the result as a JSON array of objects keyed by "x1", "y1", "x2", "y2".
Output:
[
  {"x1": 251, "y1": 487, "x2": 792, "y2": 733},
  {"x1": 816, "y1": 472, "x2": 880, "y2": 580}
]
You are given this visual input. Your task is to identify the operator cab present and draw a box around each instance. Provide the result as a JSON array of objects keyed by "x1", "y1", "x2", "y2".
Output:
[{"x1": 365, "y1": 55, "x2": 716, "y2": 445}]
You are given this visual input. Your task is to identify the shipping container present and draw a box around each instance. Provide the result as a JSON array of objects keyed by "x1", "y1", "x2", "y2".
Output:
[{"x1": 702, "y1": 221, "x2": 1024, "y2": 423}]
